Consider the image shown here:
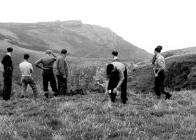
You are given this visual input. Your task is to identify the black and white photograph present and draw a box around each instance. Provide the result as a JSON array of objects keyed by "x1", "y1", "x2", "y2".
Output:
[{"x1": 0, "y1": 0, "x2": 196, "y2": 139}]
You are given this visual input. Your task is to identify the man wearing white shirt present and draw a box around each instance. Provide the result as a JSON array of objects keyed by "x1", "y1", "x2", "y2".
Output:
[
  {"x1": 153, "y1": 46, "x2": 171, "y2": 100},
  {"x1": 105, "y1": 50, "x2": 128, "y2": 105},
  {"x1": 19, "y1": 54, "x2": 38, "y2": 98}
]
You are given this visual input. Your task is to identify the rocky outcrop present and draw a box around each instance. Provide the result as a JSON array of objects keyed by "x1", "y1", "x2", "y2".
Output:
[{"x1": 128, "y1": 54, "x2": 196, "y2": 93}]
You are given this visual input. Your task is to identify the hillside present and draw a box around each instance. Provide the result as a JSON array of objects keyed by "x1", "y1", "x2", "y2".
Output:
[
  {"x1": 129, "y1": 53, "x2": 196, "y2": 93},
  {"x1": 162, "y1": 46, "x2": 196, "y2": 58},
  {"x1": 0, "y1": 20, "x2": 152, "y2": 62}
]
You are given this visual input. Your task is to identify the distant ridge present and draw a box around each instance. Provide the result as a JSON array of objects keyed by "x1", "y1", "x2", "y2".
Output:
[
  {"x1": 162, "y1": 46, "x2": 196, "y2": 58},
  {"x1": 0, "y1": 20, "x2": 152, "y2": 62}
]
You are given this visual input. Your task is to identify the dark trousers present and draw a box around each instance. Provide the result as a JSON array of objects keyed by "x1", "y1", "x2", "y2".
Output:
[
  {"x1": 121, "y1": 68, "x2": 128, "y2": 104},
  {"x1": 21, "y1": 76, "x2": 38, "y2": 97},
  {"x1": 154, "y1": 70, "x2": 171, "y2": 98},
  {"x1": 42, "y1": 70, "x2": 57, "y2": 93},
  {"x1": 3, "y1": 72, "x2": 12, "y2": 100},
  {"x1": 108, "y1": 68, "x2": 128, "y2": 104},
  {"x1": 56, "y1": 75, "x2": 67, "y2": 96}
]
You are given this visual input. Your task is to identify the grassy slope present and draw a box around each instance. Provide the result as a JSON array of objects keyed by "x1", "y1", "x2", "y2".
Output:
[
  {"x1": 0, "y1": 89, "x2": 196, "y2": 140},
  {"x1": 129, "y1": 54, "x2": 196, "y2": 93}
]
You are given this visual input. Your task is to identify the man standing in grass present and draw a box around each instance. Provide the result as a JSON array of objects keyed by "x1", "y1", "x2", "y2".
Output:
[
  {"x1": 35, "y1": 50, "x2": 58, "y2": 98},
  {"x1": 153, "y1": 45, "x2": 172, "y2": 100},
  {"x1": 105, "y1": 50, "x2": 128, "y2": 107},
  {"x1": 111, "y1": 50, "x2": 128, "y2": 104},
  {"x1": 53, "y1": 49, "x2": 68, "y2": 96},
  {"x1": 19, "y1": 54, "x2": 38, "y2": 98},
  {"x1": 1, "y1": 47, "x2": 13, "y2": 100}
]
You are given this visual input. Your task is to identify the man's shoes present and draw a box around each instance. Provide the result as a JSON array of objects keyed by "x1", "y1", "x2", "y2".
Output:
[
  {"x1": 53, "y1": 92, "x2": 59, "y2": 97},
  {"x1": 44, "y1": 93, "x2": 49, "y2": 98},
  {"x1": 3, "y1": 98, "x2": 10, "y2": 101},
  {"x1": 165, "y1": 94, "x2": 172, "y2": 100},
  {"x1": 20, "y1": 95, "x2": 25, "y2": 98}
]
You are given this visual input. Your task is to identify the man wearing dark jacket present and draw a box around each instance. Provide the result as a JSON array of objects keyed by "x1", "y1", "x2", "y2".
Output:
[
  {"x1": 1, "y1": 47, "x2": 13, "y2": 100},
  {"x1": 53, "y1": 49, "x2": 68, "y2": 96}
]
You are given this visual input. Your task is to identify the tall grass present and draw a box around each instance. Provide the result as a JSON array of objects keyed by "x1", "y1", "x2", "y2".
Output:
[{"x1": 0, "y1": 88, "x2": 196, "y2": 139}]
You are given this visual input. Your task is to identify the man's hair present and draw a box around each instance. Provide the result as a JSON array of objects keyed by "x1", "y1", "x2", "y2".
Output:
[
  {"x1": 7, "y1": 47, "x2": 13, "y2": 52},
  {"x1": 24, "y1": 54, "x2": 30, "y2": 60},
  {"x1": 45, "y1": 50, "x2": 52, "y2": 55},
  {"x1": 106, "y1": 64, "x2": 114, "y2": 77},
  {"x1": 155, "y1": 45, "x2": 163, "y2": 53},
  {"x1": 112, "y1": 50, "x2": 118, "y2": 56},
  {"x1": 61, "y1": 49, "x2": 67, "y2": 54}
]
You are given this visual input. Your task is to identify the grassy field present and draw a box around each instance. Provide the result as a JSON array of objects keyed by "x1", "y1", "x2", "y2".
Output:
[{"x1": 0, "y1": 89, "x2": 196, "y2": 140}]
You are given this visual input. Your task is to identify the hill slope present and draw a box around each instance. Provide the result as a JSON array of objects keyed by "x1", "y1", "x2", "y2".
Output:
[
  {"x1": 0, "y1": 21, "x2": 152, "y2": 62},
  {"x1": 162, "y1": 46, "x2": 196, "y2": 58}
]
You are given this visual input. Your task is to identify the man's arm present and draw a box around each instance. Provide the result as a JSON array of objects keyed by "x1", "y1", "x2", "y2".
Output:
[
  {"x1": 34, "y1": 59, "x2": 43, "y2": 69},
  {"x1": 30, "y1": 64, "x2": 33, "y2": 73},
  {"x1": 63, "y1": 61, "x2": 68, "y2": 78},
  {"x1": 53, "y1": 57, "x2": 59, "y2": 75},
  {"x1": 155, "y1": 57, "x2": 165, "y2": 76},
  {"x1": 115, "y1": 70, "x2": 125, "y2": 90},
  {"x1": 51, "y1": 52, "x2": 57, "y2": 58},
  {"x1": 10, "y1": 57, "x2": 13, "y2": 71},
  {"x1": 105, "y1": 80, "x2": 109, "y2": 94}
]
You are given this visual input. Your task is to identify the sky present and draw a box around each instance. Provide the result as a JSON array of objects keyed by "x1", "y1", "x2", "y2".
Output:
[{"x1": 0, "y1": 0, "x2": 196, "y2": 53}]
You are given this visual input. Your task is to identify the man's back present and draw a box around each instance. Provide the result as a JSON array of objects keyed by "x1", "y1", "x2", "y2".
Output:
[
  {"x1": 112, "y1": 61, "x2": 125, "y2": 72},
  {"x1": 54, "y1": 56, "x2": 68, "y2": 77},
  {"x1": 41, "y1": 56, "x2": 56, "y2": 69},
  {"x1": 19, "y1": 61, "x2": 33, "y2": 76},
  {"x1": 1, "y1": 54, "x2": 13, "y2": 72}
]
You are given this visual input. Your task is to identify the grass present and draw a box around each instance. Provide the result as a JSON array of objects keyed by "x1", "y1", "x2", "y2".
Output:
[{"x1": 0, "y1": 88, "x2": 196, "y2": 140}]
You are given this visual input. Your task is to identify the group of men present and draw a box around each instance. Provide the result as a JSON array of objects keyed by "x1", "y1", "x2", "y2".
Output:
[
  {"x1": 1, "y1": 47, "x2": 69, "y2": 100},
  {"x1": 1, "y1": 45, "x2": 171, "y2": 109},
  {"x1": 105, "y1": 45, "x2": 172, "y2": 108},
  {"x1": 0, "y1": 47, "x2": 129, "y2": 107}
]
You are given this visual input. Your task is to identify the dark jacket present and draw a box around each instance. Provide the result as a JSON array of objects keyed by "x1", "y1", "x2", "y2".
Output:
[{"x1": 1, "y1": 54, "x2": 13, "y2": 74}]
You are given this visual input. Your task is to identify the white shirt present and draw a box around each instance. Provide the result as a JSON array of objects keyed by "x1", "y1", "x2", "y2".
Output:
[
  {"x1": 112, "y1": 61, "x2": 125, "y2": 80},
  {"x1": 155, "y1": 53, "x2": 165, "y2": 70},
  {"x1": 112, "y1": 61, "x2": 125, "y2": 72},
  {"x1": 113, "y1": 56, "x2": 118, "y2": 60},
  {"x1": 19, "y1": 61, "x2": 33, "y2": 76}
]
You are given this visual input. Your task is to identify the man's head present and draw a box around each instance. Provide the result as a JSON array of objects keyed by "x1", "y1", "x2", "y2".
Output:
[
  {"x1": 154, "y1": 45, "x2": 163, "y2": 55},
  {"x1": 112, "y1": 50, "x2": 118, "y2": 57},
  {"x1": 106, "y1": 63, "x2": 114, "y2": 77},
  {"x1": 24, "y1": 54, "x2": 30, "y2": 60},
  {"x1": 45, "y1": 50, "x2": 53, "y2": 55},
  {"x1": 7, "y1": 47, "x2": 13, "y2": 53},
  {"x1": 61, "y1": 49, "x2": 67, "y2": 57}
]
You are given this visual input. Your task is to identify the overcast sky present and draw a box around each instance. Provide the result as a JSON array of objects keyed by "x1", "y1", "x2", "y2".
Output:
[{"x1": 0, "y1": 0, "x2": 196, "y2": 53}]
